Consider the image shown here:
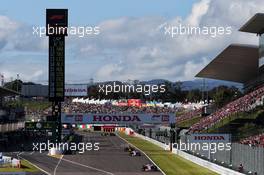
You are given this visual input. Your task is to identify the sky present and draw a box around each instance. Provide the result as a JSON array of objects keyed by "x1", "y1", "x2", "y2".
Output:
[
  {"x1": 0, "y1": 0, "x2": 262, "y2": 84},
  {"x1": 0, "y1": 0, "x2": 197, "y2": 25}
]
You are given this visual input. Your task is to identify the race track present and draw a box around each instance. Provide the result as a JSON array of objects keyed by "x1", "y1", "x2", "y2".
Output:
[{"x1": 20, "y1": 131, "x2": 163, "y2": 175}]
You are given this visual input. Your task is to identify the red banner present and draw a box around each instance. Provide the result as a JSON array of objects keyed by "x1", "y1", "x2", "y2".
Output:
[{"x1": 128, "y1": 99, "x2": 142, "y2": 107}]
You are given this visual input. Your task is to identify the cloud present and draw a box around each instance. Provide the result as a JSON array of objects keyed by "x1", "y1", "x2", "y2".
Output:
[
  {"x1": 90, "y1": 0, "x2": 260, "y2": 80},
  {"x1": 0, "y1": 15, "x2": 47, "y2": 52},
  {"x1": 0, "y1": 62, "x2": 46, "y2": 83},
  {"x1": 92, "y1": 0, "x2": 261, "y2": 82},
  {"x1": 186, "y1": 0, "x2": 210, "y2": 26},
  {"x1": 0, "y1": 16, "x2": 19, "y2": 50},
  {"x1": 0, "y1": 0, "x2": 263, "y2": 83}
]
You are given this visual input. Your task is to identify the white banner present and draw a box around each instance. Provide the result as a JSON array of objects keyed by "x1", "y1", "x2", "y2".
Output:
[
  {"x1": 187, "y1": 134, "x2": 231, "y2": 143},
  {"x1": 62, "y1": 113, "x2": 176, "y2": 124},
  {"x1": 65, "y1": 84, "x2": 87, "y2": 97}
]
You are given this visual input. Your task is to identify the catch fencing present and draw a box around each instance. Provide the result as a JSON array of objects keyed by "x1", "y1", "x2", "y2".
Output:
[
  {"x1": 134, "y1": 131, "x2": 244, "y2": 175},
  {"x1": 180, "y1": 135, "x2": 264, "y2": 175}
]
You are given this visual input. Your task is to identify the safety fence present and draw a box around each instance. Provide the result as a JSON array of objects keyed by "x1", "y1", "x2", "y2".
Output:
[
  {"x1": 134, "y1": 132, "x2": 245, "y2": 175},
  {"x1": 179, "y1": 135, "x2": 264, "y2": 175}
]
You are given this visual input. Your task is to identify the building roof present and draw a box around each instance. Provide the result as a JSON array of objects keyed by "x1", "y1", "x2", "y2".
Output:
[
  {"x1": 0, "y1": 86, "x2": 19, "y2": 97},
  {"x1": 239, "y1": 13, "x2": 264, "y2": 34},
  {"x1": 196, "y1": 44, "x2": 259, "y2": 83}
]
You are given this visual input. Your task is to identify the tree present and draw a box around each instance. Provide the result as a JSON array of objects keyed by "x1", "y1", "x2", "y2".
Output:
[
  {"x1": 4, "y1": 79, "x2": 23, "y2": 92},
  {"x1": 186, "y1": 89, "x2": 202, "y2": 102},
  {"x1": 212, "y1": 86, "x2": 241, "y2": 108}
]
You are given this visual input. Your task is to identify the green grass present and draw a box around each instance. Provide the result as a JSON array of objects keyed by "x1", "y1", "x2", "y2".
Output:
[
  {"x1": 119, "y1": 133, "x2": 218, "y2": 175},
  {"x1": 0, "y1": 160, "x2": 39, "y2": 172},
  {"x1": 177, "y1": 116, "x2": 202, "y2": 128}
]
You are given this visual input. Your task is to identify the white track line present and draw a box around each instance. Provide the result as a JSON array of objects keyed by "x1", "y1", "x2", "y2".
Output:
[
  {"x1": 53, "y1": 155, "x2": 64, "y2": 175},
  {"x1": 61, "y1": 157, "x2": 114, "y2": 175},
  {"x1": 117, "y1": 133, "x2": 166, "y2": 175},
  {"x1": 17, "y1": 154, "x2": 51, "y2": 175}
]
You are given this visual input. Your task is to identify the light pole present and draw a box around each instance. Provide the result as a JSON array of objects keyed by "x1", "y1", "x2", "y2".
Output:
[{"x1": 16, "y1": 74, "x2": 20, "y2": 92}]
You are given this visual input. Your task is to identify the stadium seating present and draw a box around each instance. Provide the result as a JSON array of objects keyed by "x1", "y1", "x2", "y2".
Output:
[
  {"x1": 240, "y1": 133, "x2": 264, "y2": 147},
  {"x1": 176, "y1": 109, "x2": 202, "y2": 123},
  {"x1": 62, "y1": 101, "x2": 178, "y2": 114},
  {"x1": 189, "y1": 86, "x2": 264, "y2": 133}
]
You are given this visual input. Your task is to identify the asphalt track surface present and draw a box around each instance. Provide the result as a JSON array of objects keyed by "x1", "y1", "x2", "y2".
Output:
[{"x1": 19, "y1": 132, "x2": 163, "y2": 175}]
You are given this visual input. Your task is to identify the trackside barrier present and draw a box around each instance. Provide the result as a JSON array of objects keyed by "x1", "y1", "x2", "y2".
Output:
[
  {"x1": 134, "y1": 133, "x2": 170, "y2": 150},
  {"x1": 172, "y1": 149, "x2": 244, "y2": 175},
  {"x1": 133, "y1": 132, "x2": 245, "y2": 175}
]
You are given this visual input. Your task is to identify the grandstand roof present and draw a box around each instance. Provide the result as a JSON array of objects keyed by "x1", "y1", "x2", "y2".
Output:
[
  {"x1": 0, "y1": 86, "x2": 19, "y2": 97},
  {"x1": 196, "y1": 44, "x2": 259, "y2": 83},
  {"x1": 239, "y1": 13, "x2": 264, "y2": 34}
]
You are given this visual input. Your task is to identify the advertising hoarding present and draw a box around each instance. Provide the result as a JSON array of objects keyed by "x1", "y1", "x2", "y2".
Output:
[
  {"x1": 65, "y1": 84, "x2": 87, "y2": 96},
  {"x1": 187, "y1": 134, "x2": 231, "y2": 143},
  {"x1": 127, "y1": 99, "x2": 142, "y2": 107},
  {"x1": 62, "y1": 113, "x2": 176, "y2": 124}
]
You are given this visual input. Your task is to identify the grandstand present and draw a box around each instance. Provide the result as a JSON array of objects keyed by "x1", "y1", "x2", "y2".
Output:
[
  {"x1": 0, "y1": 86, "x2": 19, "y2": 97},
  {"x1": 191, "y1": 13, "x2": 264, "y2": 132},
  {"x1": 189, "y1": 85, "x2": 264, "y2": 133},
  {"x1": 197, "y1": 15, "x2": 264, "y2": 92},
  {"x1": 240, "y1": 133, "x2": 264, "y2": 147},
  {"x1": 0, "y1": 86, "x2": 25, "y2": 152},
  {"x1": 176, "y1": 108, "x2": 202, "y2": 123},
  {"x1": 62, "y1": 99, "x2": 179, "y2": 114},
  {"x1": 0, "y1": 86, "x2": 19, "y2": 107},
  {"x1": 196, "y1": 14, "x2": 264, "y2": 92},
  {"x1": 0, "y1": 86, "x2": 20, "y2": 123}
]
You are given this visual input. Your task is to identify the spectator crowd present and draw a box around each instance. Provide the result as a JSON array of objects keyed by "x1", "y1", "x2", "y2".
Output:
[
  {"x1": 189, "y1": 86, "x2": 264, "y2": 133},
  {"x1": 176, "y1": 108, "x2": 202, "y2": 123},
  {"x1": 62, "y1": 100, "x2": 178, "y2": 114},
  {"x1": 240, "y1": 133, "x2": 264, "y2": 147}
]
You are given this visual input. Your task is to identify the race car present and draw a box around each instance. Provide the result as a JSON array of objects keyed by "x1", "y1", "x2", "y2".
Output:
[
  {"x1": 101, "y1": 132, "x2": 109, "y2": 136},
  {"x1": 142, "y1": 164, "x2": 158, "y2": 172},
  {"x1": 124, "y1": 146, "x2": 135, "y2": 152},
  {"x1": 130, "y1": 150, "x2": 141, "y2": 156},
  {"x1": 109, "y1": 132, "x2": 116, "y2": 136}
]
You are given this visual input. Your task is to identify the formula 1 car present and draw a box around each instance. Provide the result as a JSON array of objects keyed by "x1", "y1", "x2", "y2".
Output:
[
  {"x1": 142, "y1": 164, "x2": 158, "y2": 172},
  {"x1": 101, "y1": 132, "x2": 109, "y2": 136},
  {"x1": 124, "y1": 146, "x2": 135, "y2": 152},
  {"x1": 109, "y1": 132, "x2": 116, "y2": 136},
  {"x1": 130, "y1": 150, "x2": 141, "y2": 156}
]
